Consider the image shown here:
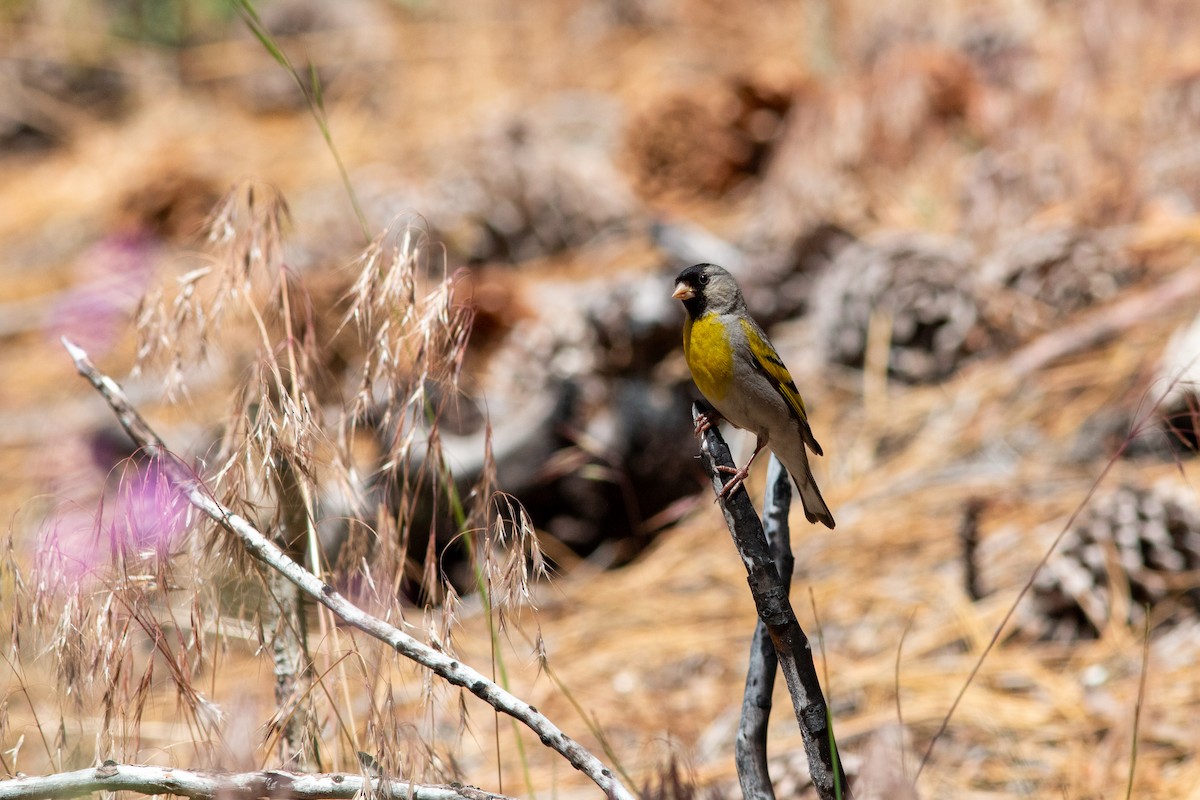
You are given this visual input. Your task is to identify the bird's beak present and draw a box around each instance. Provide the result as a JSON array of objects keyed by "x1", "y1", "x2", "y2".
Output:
[{"x1": 672, "y1": 282, "x2": 694, "y2": 301}]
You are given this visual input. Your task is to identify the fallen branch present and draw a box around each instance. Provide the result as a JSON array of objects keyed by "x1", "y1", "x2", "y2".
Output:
[
  {"x1": 692, "y1": 402, "x2": 850, "y2": 800},
  {"x1": 0, "y1": 763, "x2": 509, "y2": 800},
  {"x1": 1008, "y1": 265, "x2": 1200, "y2": 377},
  {"x1": 62, "y1": 338, "x2": 636, "y2": 800},
  {"x1": 735, "y1": 455, "x2": 795, "y2": 800}
]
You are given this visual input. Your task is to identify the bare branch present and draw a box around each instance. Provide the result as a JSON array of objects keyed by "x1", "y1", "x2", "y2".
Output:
[
  {"x1": 62, "y1": 337, "x2": 636, "y2": 800},
  {"x1": 692, "y1": 402, "x2": 850, "y2": 800},
  {"x1": 735, "y1": 455, "x2": 793, "y2": 800},
  {"x1": 0, "y1": 763, "x2": 510, "y2": 800}
]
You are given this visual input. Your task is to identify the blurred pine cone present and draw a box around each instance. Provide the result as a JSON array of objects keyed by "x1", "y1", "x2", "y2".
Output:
[
  {"x1": 1143, "y1": 67, "x2": 1200, "y2": 212},
  {"x1": 958, "y1": 20, "x2": 1035, "y2": 90},
  {"x1": 1023, "y1": 483, "x2": 1200, "y2": 640},
  {"x1": 623, "y1": 73, "x2": 795, "y2": 202},
  {"x1": 978, "y1": 226, "x2": 1136, "y2": 342},
  {"x1": 424, "y1": 95, "x2": 635, "y2": 264},
  {"x1": 810, "y1": 232, "x2": 987, "y2": 383},
  {"x1": 958, "y1": 144, "x2": 1073, "y2": 242}
]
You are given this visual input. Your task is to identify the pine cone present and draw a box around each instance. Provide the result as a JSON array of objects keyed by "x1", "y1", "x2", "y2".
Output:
[
  {"x1": 977, "y1": 226, "x2": 1136, "y2": 342},
  {"x1": 810, "y1": 232, "x2": 986, "y2": 383},
  {"x1": 1023, "y1": 483, "x2": 1200, "y2": 640},
  {"x1": 623, "y1": 73, "x2": 796, "y2": 202},
  {"x1": 958, "y1": 144, "x2": 1074, "y2": 241},
  {"x1": 958, "y1": 21, "x2": 1035, "y2": 90},
  {"x1": 424, "y1": 96, "x2": 634, "y2": 264}
]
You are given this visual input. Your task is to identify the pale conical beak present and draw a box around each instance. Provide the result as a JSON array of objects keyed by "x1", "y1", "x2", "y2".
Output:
[{"x1": 672, "y1": 283, "x2": 695, "y2": 301}]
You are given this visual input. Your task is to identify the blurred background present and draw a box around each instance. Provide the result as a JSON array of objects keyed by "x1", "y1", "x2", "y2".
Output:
[{"x1": 4, "y1": 0, "x2": 1200, "y2": 797}]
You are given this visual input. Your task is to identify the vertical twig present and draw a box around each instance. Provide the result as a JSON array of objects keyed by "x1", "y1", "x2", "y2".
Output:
[
  {"x1": 958, "y1": 498, "x2": 985, "y2": 602},
  {"x1": 270, "y1": 457, "x2": 319, "y2": 768},
  {"x1": 894, "y1": 610, "x2": 917, "y2": 785},
  {"x1": 692, "y1": 403, "x2": 850, "y2": 799},
  {"x1": 735, "y1": 456, "x2": 794, "y2": 799}
]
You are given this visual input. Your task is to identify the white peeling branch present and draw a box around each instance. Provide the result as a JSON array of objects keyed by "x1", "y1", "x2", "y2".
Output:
[
  {"x1": 61, "y1": 337, "x2": 635, "y2": 800},
  {"x1": 0, "y1": 763, "x2": 510, "y2": 800}
]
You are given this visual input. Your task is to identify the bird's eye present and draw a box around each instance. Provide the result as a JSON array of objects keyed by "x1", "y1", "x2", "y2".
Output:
[{"x1": 698, "y1": 274, "x2": 709, "y2": 286}]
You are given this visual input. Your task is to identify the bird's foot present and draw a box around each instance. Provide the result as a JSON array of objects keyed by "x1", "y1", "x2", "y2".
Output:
[
  {"x1": 715, "y1": 464, "x2": 750, "y2": 499},
  {"x1": 695, "y1": 411, "x2": 721, "y2": 437}
]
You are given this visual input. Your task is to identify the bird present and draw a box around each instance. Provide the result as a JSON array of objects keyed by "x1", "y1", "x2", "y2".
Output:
[{"x1": 672, "y1": 263, "x2": 835, "y2": 529}]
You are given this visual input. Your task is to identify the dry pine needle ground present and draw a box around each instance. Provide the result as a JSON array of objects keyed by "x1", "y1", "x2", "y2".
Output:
[{"x1": 4, "y1": 2, "x2": 1200, "y2": 798}]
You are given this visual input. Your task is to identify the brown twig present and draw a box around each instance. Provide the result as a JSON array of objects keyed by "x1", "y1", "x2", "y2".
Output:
[
  {"x1": 958, "y1": 497, "x2": 986, "y2": 602},
  {"x1": 62, "y1": 337, "x2": 636, "y2": 800},
  {"x1": 692, "y1": 403, "x2": 850, "y2": 800}
]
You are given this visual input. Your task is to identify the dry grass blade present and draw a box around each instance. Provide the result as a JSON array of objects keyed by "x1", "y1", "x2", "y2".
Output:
[
  {"x1": 233, "y1": 0, "x2": 370, "y2": 239},
  {"x1": 1125, "y1": 613, "x2": 1152, "y2": 800}
]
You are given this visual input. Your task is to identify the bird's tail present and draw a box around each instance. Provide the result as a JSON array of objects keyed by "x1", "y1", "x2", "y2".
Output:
[
  {"x1": 795, "y1": 472, "x2": 835, "y2": 529},
  {"x1": 775, "y1": 440, "x2": 836, "y2": 529}
]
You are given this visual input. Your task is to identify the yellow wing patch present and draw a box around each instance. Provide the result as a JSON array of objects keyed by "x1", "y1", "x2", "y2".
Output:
[
  {"x1": 684, "y1": 314, "x2": 734, "y2": 403},
  {"x1": 740, "y1": 318, "x2": 808, "y2": 422}
]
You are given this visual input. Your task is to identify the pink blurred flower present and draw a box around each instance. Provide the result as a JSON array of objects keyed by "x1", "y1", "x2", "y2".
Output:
[
  {"x1": 39, "y1": 456, "x2": 190, "y2": 585},
  {"x1": 46, "y1": 232, "x2": 159, "y2": 355}
]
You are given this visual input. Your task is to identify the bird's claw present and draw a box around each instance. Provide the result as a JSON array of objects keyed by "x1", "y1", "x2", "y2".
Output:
[
  {"x1": 694, "y1": 412, "x2": 720, "y2": 437},
  {"x1": 715, "y1": 464, "x2": 750, "y2": 499}
]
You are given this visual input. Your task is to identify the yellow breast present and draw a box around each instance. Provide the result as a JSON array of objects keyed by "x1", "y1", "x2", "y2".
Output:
[{"x1": 683, "y1": 314, "x2": 735, "y2": 403}]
